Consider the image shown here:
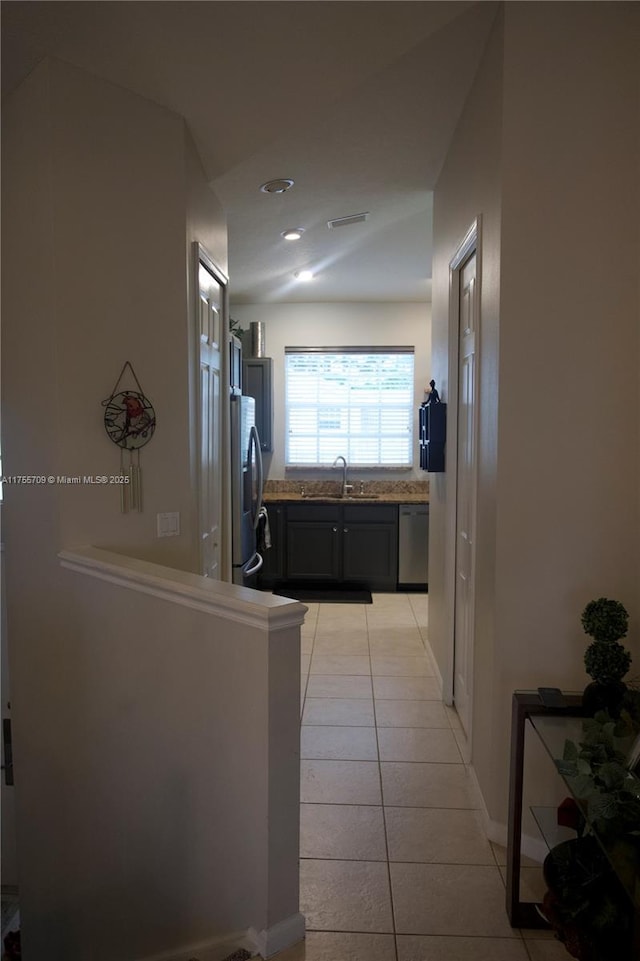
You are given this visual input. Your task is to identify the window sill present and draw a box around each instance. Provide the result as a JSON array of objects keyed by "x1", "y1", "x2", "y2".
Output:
[{"x1": 284, "y1": 465, "x2": 413, "y2": 473}]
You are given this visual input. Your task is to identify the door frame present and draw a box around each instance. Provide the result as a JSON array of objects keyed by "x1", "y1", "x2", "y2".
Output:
[
  {"x1": 191, "y1": 242, "x2": 231, "y2": 581},
  {"x1": 443, "y1": 218, "x2": 481, "y2": 748}
]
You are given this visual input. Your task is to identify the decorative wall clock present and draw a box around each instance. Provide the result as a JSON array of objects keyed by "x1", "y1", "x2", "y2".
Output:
[{"x1": 102, "y1": 362, "x2": 156, "y2": 512}]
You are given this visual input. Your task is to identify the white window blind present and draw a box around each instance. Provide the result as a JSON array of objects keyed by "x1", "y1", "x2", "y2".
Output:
[{"x1": 285, "y1": 347, "x2": 415, "y2": 468}]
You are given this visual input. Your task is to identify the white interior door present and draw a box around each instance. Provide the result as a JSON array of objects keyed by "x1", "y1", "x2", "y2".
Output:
[
  {"x1": 198, "y1": 262, "x2": 222, "y2": 579},
  {"x1": 453, "y1": 251, "x2": 478, "y2": 737}
]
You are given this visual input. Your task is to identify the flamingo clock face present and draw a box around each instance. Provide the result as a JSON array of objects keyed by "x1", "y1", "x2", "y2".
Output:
[{"x1": 103, "y1": 390, "x2": 156, "y2": 450}]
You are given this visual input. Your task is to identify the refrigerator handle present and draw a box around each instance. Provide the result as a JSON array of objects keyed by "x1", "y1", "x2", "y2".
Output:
[
  {"x1": 250, "y1": 424, "x2": 264, "y2": 531},
  {"x1": 244, "y1": 550, "x2": 263, "y2": 576}
]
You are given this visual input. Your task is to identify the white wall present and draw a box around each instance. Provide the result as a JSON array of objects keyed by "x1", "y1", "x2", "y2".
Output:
[
  {"x1": 430, "y1": 5, "x2": 503, "y2": 721},
  {"x1": 23, "y1": 549, "x2": 303, "y2": 960},
  {"x1": 497, "y1": 0, "x2": 640, "y2": 677},
  {"x1": 2, "y1": 58, "x2": 228, "y2": 576},
  {"x1": 231, "y1": 302, "x2": 431, "y2": 482},
  {"x1": 0, "y1": 58, "x2": 308, "y2": 960},
  {"x1": 431, "y1": 3, "x2": 640, "y2": 830},
  {"x1": 493, "y1": 0, "x2": 640, "y2": 827}
]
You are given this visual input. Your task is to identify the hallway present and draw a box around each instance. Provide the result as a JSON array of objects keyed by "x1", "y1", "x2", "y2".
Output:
[{"x1": 282, "y1": 593, "x2": 565, "y2": 961}]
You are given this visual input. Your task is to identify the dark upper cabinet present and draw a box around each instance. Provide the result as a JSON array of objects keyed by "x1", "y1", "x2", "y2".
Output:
[{"x1": 243, "y1": 357, "x2": 273, "y2": 452}]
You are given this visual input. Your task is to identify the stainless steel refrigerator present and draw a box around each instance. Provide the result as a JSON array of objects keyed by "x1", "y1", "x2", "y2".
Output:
[{"x1": 230, "y1": 394, "x2": 264, "y2": 586}]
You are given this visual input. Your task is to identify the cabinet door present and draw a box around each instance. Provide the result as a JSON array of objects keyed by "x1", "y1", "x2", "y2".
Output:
[
  {"x1": 258, "y1": 503, "x2": 284, "y2": 587},
  {"x1": 242, "y1": 358, "x2": 272, "y2": 452},
  {"x1": 342, "y1": 523, "x2": 398, "y2": 591},
  {"x1": 286, "y1": 521, "x2": 341, "y2": 581}
]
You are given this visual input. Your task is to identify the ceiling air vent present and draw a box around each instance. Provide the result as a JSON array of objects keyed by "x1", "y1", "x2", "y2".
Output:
[{"x1": 327, "y1": 211, "x2": 370, "y2": 229}]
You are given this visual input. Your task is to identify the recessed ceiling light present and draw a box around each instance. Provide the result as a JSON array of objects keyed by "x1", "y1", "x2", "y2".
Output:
[
  {"x1": 294, "y1": 270, "x2": 314, "y2": 282},
  {"x1": 260, "y1": 178, "x2": 294, "y2": 194},
  {"x1": 282, "y1": 227, "x2": 304, "y2": 241}
]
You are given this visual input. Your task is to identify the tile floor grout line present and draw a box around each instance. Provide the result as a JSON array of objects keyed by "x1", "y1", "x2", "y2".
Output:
[
  {"x1": 301, "y1": 723, "x2": 376, "y2": 729},
  {"x1": 300, "y1": 605, "x2": 319, "y2": 716},
  {"x1": 300, "y1": 800, "x2": 383, "y2": 809},
  {"x1": 301, "y1": 856, "x2": 502, "y2": 867},
  {"x1": 304, "y1": 693, "x2": 443, "y2": 700},
  {"x1": 300, "y1": 800, "x2": 484, "y2": 812},
  {"x1": 366, "y1": 597, "x2": 400, "y2": 961},
  {"x1": 301, "y1": 755, "x2": 466, "y2": 764},
  {"x1": 302, "y1": 716, "x2": 464, "y2": 727},
  {"x1": 303, "y1": 927, "x2": 397, "y2": 937},
  {"x1": 380, "y1": 758, "x2": 467, "y2": 764},
  {"x1": 303, "y1": 925, "x2": 536, "y2": 942}
]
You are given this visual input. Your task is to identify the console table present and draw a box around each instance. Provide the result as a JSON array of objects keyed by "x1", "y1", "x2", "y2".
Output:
[{"x1": 506, "y1": 690, "x2": 639, "y2": 957}]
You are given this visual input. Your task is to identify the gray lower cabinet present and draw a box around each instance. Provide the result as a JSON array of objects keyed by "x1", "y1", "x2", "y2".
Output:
[
  {"x1": 262, "y1": 502, "x2": 399, "y2": 591},
  {"x1": 285, "y1": 504, "x2": 342, "y2": 582},
  {"x1": 342, "y1": 504, "x2": 398, "y2": 590},
  {"x1": 342, "y1": 525, "x2": 398, "y2": 589}
]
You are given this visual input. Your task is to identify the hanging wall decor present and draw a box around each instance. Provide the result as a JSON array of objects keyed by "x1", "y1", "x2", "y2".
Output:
[
  {"x1": 419, "y1": 379, "x2": 446, "y2": 473},
  {"x1": 102, "y1": 361, "x2": 156, "y2": 512}
]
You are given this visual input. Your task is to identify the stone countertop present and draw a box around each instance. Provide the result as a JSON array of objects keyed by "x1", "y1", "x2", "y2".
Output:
[
  {"x1": 262, "y1": 480, "x2": 429, "y2": 505},
  {"x1": 263, "y1": 492, "x2": 429, "y2": 504}
]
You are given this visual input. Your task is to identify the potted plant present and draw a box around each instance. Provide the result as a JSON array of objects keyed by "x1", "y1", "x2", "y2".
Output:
[
  {"x1": 542, "y1": 834, "x2": 633, "y2": 961},
  {"x1": 581, "y1": 598, "x2": 632, "y2": 717}
]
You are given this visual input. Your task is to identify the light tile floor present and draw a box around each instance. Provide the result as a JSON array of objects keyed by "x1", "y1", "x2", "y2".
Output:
[{"x1": 278, "y1": 592, "x2": 569, "y2": 961}]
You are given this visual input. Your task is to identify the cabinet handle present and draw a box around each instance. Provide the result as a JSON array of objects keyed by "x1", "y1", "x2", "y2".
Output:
[
  {"x1": 332, "y1": 527, "x2": 338, "y2": 533},
  {"x1": 343, "y1": 528, "x2": 349, "y2": 533}
]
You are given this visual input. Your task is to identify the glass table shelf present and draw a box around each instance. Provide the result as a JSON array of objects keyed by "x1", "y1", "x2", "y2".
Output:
[
  {"x1": 530, "y1": 804, "x2": 578, "y2": 852},
  {"x1": 506, "y1": 690, "x2": 640, "y2": 959},
  {"x1": 530, "y1": 712, "x2": 640, "y2": 911}
]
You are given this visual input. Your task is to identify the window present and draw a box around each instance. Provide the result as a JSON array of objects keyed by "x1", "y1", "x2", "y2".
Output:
[{"x1": 285, "y1": 347, "x2": 415, "y2": 468}]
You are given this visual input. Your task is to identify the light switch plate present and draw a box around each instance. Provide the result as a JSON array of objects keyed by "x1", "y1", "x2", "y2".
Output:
[{"x1": 157, "y1": 511, "x2": 180, "y2": 538}]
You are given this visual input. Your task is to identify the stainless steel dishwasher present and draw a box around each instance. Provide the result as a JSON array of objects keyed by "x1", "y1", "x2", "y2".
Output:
[{"x1": 398, "y1": 504, "x2": 429, "y2": 589}]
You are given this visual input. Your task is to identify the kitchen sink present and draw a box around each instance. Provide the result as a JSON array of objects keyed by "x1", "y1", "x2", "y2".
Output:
[{"x1": 300, "y1": 492, "x2": 381, "y2": 500}]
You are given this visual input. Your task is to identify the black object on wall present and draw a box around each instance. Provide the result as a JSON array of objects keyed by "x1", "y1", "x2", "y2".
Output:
[{"x1": 419, "y1": 380, "x2": 446, "y2": 472}]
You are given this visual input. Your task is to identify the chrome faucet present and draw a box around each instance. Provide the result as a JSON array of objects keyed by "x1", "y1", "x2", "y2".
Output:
[{"x1": 332, "y1": 455, "x2": 353, "y2": 497}]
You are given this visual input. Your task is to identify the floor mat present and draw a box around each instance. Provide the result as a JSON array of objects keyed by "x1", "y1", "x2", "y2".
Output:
[{"x1": 274, "y1": 583, "x2": 372, "y2": 603}]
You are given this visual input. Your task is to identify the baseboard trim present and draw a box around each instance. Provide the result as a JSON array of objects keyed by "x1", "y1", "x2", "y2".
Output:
[
  {"x1": 431, "y1": 655, "x2": 443, "y2": 693},
  {"x1": 467, "y1": 766, "x2": 546, "y2": 865},
  {"x1": 247, "y1": 913, "x2": 306, "y2": 959},
  {"x1": 483, "y1": 815, "x2": 547, "y2": 865},
  {"x1": 487, "y1": 818, "x2": 548, "y2": 865},
  {"x1": 135, "y1": 929, "x2": 247, "y2": 961},
  {"x1": 422, "y1": 636, "x2": 443, "y2": 694}
]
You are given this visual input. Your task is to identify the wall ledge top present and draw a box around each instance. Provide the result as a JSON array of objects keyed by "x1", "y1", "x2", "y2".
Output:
[{"x1": 58, "y1": 546, "x2": 306, "y2": 632}]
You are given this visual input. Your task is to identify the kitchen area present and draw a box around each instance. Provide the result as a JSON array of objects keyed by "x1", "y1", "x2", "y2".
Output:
[
  {"x1": 231, "y1": 304, "x2": 432, "y2": 595},
  {"x1": 258, "y1": 484, "x2": 429, "y2": 593}
]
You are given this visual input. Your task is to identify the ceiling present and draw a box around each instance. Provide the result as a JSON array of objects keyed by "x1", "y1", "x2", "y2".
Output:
[{"x1": 1, "y1": 1, "x2": 498, "y2": 304}]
